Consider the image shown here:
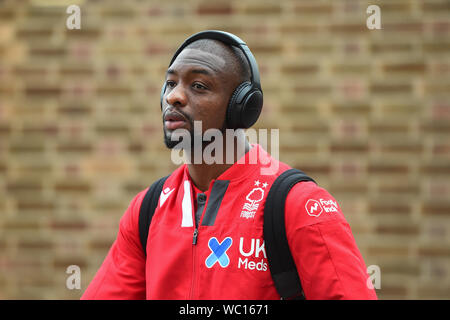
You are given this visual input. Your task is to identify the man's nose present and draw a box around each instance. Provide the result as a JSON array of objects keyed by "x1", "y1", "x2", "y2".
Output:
[{"x1": 165, "y1": 84, "x2": 187, "y2": 108}]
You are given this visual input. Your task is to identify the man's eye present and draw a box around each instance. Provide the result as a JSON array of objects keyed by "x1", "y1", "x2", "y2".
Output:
[
  {"x1": 166, "y1": 80, "x2": 176, "y2": 88},
  {"x1": 192, "y1": 82, "x2": 207, "y2": 90}
]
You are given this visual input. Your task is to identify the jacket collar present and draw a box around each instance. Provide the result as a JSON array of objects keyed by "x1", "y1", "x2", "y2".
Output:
[{"x1": 182, "y1": 144, "x2": 273, "y2": 186}]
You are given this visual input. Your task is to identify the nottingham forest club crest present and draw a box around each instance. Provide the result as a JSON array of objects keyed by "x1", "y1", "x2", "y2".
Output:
[{"x1": 240, "y1": 180, "x2": 269, "y2": 219}]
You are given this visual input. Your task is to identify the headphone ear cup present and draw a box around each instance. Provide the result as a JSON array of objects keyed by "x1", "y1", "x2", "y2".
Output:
[
  {"x1": 226, "y1": 82, "x2": 251, "y2": 129},
  {"x1": 160, "y1": 82, "x2": 167, "y2": 110},
  {"x1": 227, "y1": 82, "x2": 263, "y2": 129},
  {"x1": 241, "y1": 89, "x2": 263, "y2": 128}
]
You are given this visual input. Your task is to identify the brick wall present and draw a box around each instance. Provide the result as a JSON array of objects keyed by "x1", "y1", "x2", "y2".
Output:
[{"x1": 0, "y1": 0, "x2": 449, "y2": 299}]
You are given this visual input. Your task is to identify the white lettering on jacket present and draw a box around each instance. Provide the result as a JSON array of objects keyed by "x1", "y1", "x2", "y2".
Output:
[{"x1": 238, "y1": 237, "x2": 268, "y2": 272}]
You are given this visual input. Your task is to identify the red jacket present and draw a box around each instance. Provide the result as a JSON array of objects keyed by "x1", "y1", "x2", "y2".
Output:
[{"x1": 82, "y1": 145, "x2": 377, "y2": 300}]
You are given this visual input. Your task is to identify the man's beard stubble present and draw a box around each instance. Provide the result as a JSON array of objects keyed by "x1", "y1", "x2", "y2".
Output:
[
  {"x1": 163, "y1": 107, "x2": 194, "y2": 149},
  {"x1": 163, "y1": 112, "x2": 227, "y2": 155}
]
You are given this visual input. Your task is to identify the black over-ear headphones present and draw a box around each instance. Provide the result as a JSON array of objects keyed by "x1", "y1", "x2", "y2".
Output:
[{"x1": 160, "y1": 30, "x2": 263, "y2": 129}]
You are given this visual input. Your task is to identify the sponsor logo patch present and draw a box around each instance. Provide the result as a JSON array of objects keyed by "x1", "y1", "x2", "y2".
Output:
[
  {"x1": 305, "y1": 198, "x2": 338, "y2": 217},
  {"x1": 204, "y1": 237, "x2": 269, "y2": 272},
  {"x1": 205, "y1": 237, "x2": 233, "y2": 268},
  {"x1": 238, "y1": 237, "x2": 268, "y2": 272},
  {"x1": 305, "y1": 199, "x2": 323, "y2": 217}
]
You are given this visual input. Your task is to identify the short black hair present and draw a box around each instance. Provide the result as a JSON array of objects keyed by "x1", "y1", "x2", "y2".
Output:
[{"x1": 185, "y1": 39, "x2": 251, "y2": 83}]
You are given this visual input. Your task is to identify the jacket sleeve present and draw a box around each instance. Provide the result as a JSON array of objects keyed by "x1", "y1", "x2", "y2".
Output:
[
  {"x1": 285, "y1": 182, "x2": 377, "y2": 300},
  {"x1": 81, "y1": 189, "x2": 148, "y2": 300}
]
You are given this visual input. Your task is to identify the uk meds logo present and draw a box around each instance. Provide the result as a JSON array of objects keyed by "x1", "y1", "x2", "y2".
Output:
[{"x1": 205, "y1": 237, "x2": 233, "y2": 268}]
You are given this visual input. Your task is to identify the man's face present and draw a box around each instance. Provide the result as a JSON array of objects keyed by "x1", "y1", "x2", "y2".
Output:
[{"x1": 161, "y1": 47, "x2": 239, "y2": 149}]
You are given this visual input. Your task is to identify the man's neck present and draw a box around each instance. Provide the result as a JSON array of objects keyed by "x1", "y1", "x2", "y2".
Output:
[{"x1": 187, "y1": 138, "x2": 251, "y2": 192}]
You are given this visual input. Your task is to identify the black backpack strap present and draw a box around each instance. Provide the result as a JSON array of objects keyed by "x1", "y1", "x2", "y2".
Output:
[
  {"x1": 264, "y1": 168, "x2": 316, "y2": 300},
  {"x1": 139, "y1": 176, "x2": 169, "y2": 256}
]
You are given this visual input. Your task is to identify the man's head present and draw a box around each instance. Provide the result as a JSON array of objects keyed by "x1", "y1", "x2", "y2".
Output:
[{"x1": 161, "y1": 31, "x2": 262, "y2": 150}]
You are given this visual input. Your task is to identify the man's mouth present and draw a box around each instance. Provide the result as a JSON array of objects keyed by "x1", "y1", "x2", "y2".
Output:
[{"x1": 164, "y1": 111, "x2": 188, "y2": 130}]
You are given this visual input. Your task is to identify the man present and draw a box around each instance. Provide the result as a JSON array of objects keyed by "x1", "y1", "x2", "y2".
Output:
[{"x1": 82, "y1": 31, "x2": 377, "y2": 300}]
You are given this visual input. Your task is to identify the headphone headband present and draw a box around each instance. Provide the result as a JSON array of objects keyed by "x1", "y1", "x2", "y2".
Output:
[{"x1": 168, "y1": 30, "x2": 261, "y2": 89}]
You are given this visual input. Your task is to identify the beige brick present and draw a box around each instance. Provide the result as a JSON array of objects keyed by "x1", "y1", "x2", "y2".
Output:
[{"x1": 0, "y1": 0, "x2": 448, "y2": 300}]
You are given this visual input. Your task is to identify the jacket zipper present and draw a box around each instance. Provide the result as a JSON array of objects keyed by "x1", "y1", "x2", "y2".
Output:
[
  {"x1": 193, "y1": 228, "x2": 199, "y2": 245},
  {"x1": 189, "y1": 193, "x2": 207, "y2": 299},
  {"x1": 190, "y1": 225, "x2": 199, "y2": 299}
]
